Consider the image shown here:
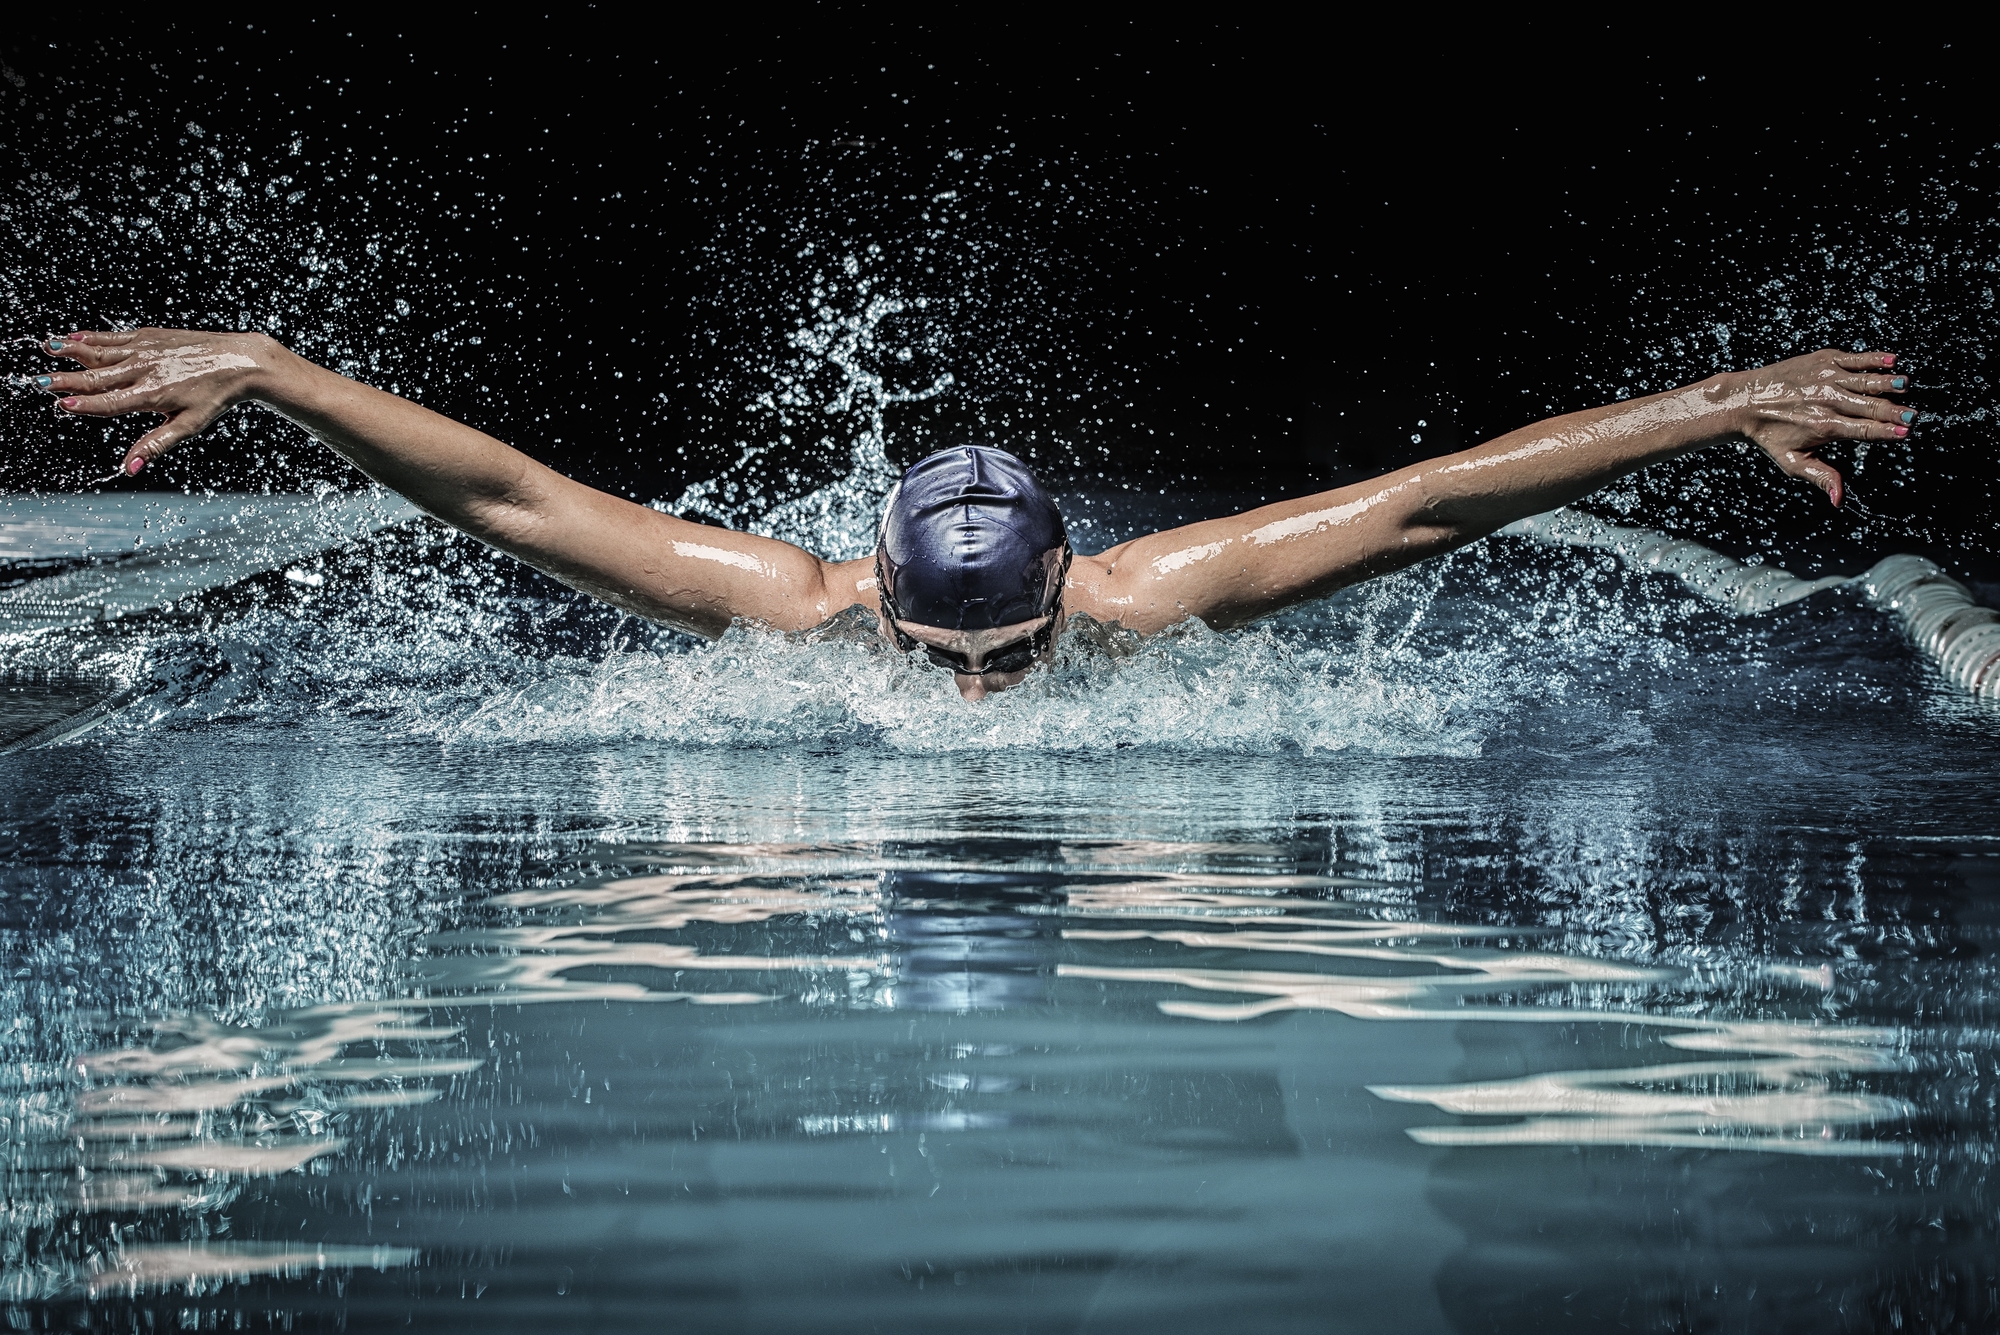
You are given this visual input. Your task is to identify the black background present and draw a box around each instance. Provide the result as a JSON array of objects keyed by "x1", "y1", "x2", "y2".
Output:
[{"x1": 3, "y1": 16, "x2": 1997, "y2": 576}]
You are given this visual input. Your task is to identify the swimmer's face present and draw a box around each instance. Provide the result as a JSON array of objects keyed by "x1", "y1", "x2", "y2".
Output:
[{"x1": 877, "y1": 612, "x2": 1058, "y2": 701}]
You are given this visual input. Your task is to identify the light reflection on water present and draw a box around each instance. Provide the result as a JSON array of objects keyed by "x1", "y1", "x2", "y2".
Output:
[
  {"x1": 1, "y1": 689, "x2": 1997, "y2": 1329},
  {"x1": 3, "y1": 817, "x2": 1978, "y2": 1321},
  {"x1": 1057, "y1": 902, "x2": 1907, "y2": 1157}
]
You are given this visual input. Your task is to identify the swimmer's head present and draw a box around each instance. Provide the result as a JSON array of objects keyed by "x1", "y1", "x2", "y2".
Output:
[{"x1": 874, "y1": 445, "x2": 1069, "y2": 632}]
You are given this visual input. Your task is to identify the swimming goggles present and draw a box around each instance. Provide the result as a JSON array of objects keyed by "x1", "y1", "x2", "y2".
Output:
[{"x1": 883, "y1": 608, "x2": 1061, "y2": 676}]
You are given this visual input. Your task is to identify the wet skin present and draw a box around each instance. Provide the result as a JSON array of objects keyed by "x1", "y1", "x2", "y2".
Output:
[{"x1": 39, "y1": 329, "x2": 1916, "y2": 700}]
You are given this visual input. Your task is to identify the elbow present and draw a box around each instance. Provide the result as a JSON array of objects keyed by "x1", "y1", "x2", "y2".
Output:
[
  {"x1": 1407, "y1": 487, "x2": 1504, "y2": 550},
  {"x1": 458, "y1": 465, "x2": 554, "y2": 548},
  {"x1": 1401, "y1": 519, "x2": 1496, "y2": 559},
  {"x1": 1411, "y1": 515, "x2": 1492, "y2": 546},
  {"x1": 1395, "y1": 506, "x2": 1494, "y2": 565}
]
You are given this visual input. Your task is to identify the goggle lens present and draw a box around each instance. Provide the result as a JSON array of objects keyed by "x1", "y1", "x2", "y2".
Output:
[{"x1": 922, "y1": 638, "x2": 1041, "y2": 676}]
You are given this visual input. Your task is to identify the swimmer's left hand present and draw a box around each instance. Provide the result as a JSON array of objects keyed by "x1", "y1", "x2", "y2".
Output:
[{"x1": 1720, "y1": 349, "x2": 1913, "y2": 508}]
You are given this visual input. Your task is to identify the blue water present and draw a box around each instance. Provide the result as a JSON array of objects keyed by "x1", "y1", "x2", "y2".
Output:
[{"x1": 4, "y1": 495, "x2": 1999, "y2": 1330}]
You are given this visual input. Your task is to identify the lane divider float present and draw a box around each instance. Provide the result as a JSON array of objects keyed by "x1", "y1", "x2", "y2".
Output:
[{"x1": 1503, "y1": 509, "x2": 2000, "y2": 699}]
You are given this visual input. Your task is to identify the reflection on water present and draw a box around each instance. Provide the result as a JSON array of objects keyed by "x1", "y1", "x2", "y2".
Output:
[
  {"x1": 89, "y1": 1243, "x2": 418, "y2": 1301},
  {"x1": 10, "y1": 838, "x2": 1938, "y2": 1301},
  {"x1": 425, "y1": 872, "x2": 884, "y2": 1007},
  {"x1": 9, "y1": 1006, "x2": 471, "y2": 1298},
  {"x1": 3, "y1": 736, "x2": 1998, "y2": 1329},
  {"x1": 1376, "y1": 1031, "x2": 1902, "y2": 1155},
  {"x1": 1058, "y1": 894, "x2": 1905, "y2": 1155},
  {"x1": 1056, "y1": 907, "x2": 1896, "y2": 1159}
]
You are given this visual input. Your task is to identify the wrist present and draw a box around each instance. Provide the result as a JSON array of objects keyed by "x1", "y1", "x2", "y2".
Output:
[
  {"x1": 1702, "y1": 371, "x2": 1751, "y2": 437},
  {"x1": 245, "y1": 335, "x2": 322, "y2": 416}
]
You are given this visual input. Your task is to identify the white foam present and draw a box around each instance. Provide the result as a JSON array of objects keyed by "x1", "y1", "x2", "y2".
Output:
[{"x1": 417, "y1": 611, "x2": 1506, "y2": 757}]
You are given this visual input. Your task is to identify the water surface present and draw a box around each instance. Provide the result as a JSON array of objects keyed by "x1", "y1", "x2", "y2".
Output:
[{"x1": 3, "y1": 496, "x2": 1998, "y2": 1331}]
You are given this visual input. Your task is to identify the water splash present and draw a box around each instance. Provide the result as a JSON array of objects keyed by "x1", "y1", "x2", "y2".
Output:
[
  {"x1": 662, "y1": 265, "x2": 954, "y2": 560},
  {"x1": 1, "y1": 114, "x2": 484, "y2": 491},
  {"x1": 9, "y1": 491, "x2": 1962, "y2": 762},
  {"x1": 654, "y1": 145, "x2": 1117, "y2": 557}
]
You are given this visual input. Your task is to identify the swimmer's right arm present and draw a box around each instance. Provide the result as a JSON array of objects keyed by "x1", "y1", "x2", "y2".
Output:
[{"x1": 39, "y1": 328, "x2": 878, "y2": 637}]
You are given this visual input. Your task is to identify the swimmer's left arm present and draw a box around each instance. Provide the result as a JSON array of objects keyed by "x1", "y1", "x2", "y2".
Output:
[{"x1": 1076, "y1": 349, "x2": 1914, "y2": 632}]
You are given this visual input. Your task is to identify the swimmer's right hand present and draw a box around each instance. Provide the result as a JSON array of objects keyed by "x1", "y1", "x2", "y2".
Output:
[{"x1": 40, "y1": 328, "x2": 299, "y2": 476}]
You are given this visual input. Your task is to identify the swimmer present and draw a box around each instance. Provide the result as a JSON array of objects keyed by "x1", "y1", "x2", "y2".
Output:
[{"x1": 36, "y1": 328, "x2": 1915, "y2": 699}]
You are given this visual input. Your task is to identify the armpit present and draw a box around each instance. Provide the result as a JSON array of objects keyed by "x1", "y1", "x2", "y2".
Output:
[{"x1": 794, "y1": 603, "x2": 885, "y2": 646}]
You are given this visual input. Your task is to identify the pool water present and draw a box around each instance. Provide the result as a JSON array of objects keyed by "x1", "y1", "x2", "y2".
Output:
[{"x1": 4, "y1": 495, "x2": 1999, "y2": 1331}]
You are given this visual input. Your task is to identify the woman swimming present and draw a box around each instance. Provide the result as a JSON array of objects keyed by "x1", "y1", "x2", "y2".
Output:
[{"x1": 35, "y1": 328, "x2": 1915, "y2": 700}]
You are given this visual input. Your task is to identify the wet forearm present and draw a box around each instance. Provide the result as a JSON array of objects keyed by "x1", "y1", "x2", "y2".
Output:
[
  {"x1": 250, "y1": 344, "x2": 558, "y2": 536},
  {"x1": 244, "y1": 344, "x2": 846, "y2": 636},
  {"x1": 1413, "y1": 378, "x2": 1741, "y2": 535}
]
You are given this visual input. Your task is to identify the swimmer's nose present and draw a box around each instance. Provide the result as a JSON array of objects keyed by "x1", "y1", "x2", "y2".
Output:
[{"x1": 956, "y1": 668, "x2": 1037, "y2": 701}]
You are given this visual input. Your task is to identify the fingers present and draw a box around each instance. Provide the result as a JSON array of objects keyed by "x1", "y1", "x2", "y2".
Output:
[
  {"x1": 1826, "y1": 372, "x2": 1910, "y2": 396},
  {"x1": 1773, "y1": 450, "x2": 1844, "y2": 508},
  {"x1": 1803, "y1": 384, "x2": 1915, "y2": 424},
  {"x1": 1777, "y1": 409, "x2": 1910, "y2": 442},
  {"x1": 1758, "y1": 401, "x2": 1913, "y2": 506},
  {"x1": 124, "y1": 409, "x2": 217, "y2": 474},
  {"x1": 41, "y1": 330, "x2": 140, "y2": 369},
  {"x1": 54, "y1": 379, "x2": 183, "y2": 417},
  {"x1": 44, "y1": 361, "x2": 146, "y2": 397},
  {"x1": 1814, "y1": 347, "x2": 1912, "y2": 400}
]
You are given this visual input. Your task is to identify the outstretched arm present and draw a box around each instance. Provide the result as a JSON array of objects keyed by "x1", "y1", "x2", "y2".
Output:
[
  {"x1": 1069, "y1": 350, "x2": 1914, "y2": 633},
  {"x1": 40, "y1": 329, "x2": 875, "y2": 637}
]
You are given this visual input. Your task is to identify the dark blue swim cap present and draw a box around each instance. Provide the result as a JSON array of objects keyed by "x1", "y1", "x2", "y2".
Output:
[{"x1": 876, "y1": 446, "x2": 1069, "y2": 631}]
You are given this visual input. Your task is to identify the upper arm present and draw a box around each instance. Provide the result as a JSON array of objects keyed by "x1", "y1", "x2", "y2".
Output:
[
  {"x1": 461, "y1": 461, "x2": 877, "y2": 638},
  {"x1": 1070, "y1": 473, "x2": 1459, "y2": 633}
]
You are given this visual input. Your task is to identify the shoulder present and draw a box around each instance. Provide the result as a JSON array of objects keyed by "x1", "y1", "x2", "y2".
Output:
[
  {"x1": 820, "y1": 556, "x2": 882, "y2": 615},
  {"x1": 1063, "y1": 550, "x2": 1161, "y2": 631}
]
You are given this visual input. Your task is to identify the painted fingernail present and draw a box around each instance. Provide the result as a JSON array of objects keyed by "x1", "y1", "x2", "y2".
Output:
[
  {"x1": 125, "y1": 455, "x2": 145, "y2": 475},
  {"x1": 1901, "y1": 410, "x2": 1916, "y2": 423},
  {"x1": 1891, "y1": 377, "x2": 1907, "y2": 390},
  {"x1": 1894, "y1": 425, "x2": 1909, "y2": 437},
  {"x1": 45, "y1": 338, "x2": 64, "y2": 353},
  {"x1": 58, "y1": 396, "x2": 78, "y2": 409},
  {"x1": 1881, "y1": 354, "x2": 1896, "y2": 367},
  {"x1": 32, "y1": 375, "x2": 51, "y2": 389}
]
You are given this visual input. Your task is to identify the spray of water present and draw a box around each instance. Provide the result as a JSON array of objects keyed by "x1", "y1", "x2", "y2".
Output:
[
  {"x1": 662, "y1": 263, "x2": 953, "y2": 560},
  {"x1": 2, "y1": 106, "x2": 1991, "y2": 758},
  {"x1": 652, "y1": 144, "x2": 1116, "y2": 557}
]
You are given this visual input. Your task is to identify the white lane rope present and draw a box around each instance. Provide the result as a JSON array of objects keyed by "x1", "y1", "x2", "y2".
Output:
[
  {"x1": 1503, "y1": 509, "x2": 2000, "y2": 700},
  {"x1": 0, "y1": 491, "x2": 419, "y2": 634}
]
